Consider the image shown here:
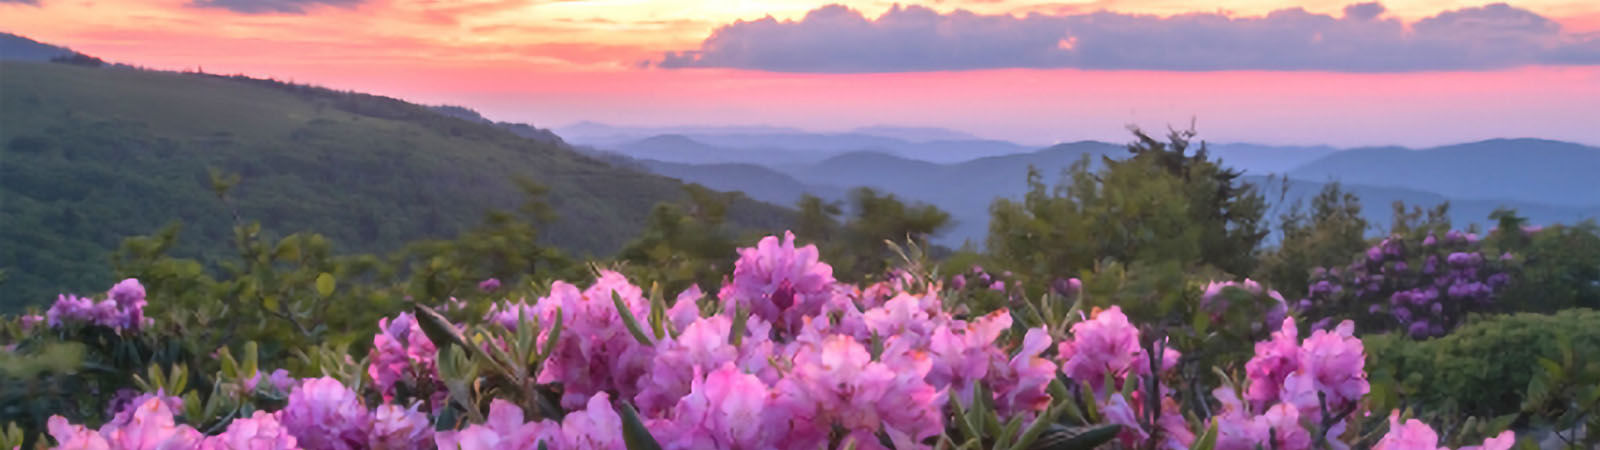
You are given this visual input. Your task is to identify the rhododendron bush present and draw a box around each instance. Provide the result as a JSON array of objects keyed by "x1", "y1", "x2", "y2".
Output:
[
  {"x1": 1298, "y1": 229, "x2": 1518, "y2": 339},
  {"x1": 2, "y1": 232, "x2": 1536, "y2": 449}
]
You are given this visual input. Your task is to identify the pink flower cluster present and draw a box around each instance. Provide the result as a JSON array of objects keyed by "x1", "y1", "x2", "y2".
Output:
[
  {"x1": 48, "y1": 378, "x2": 432, "y2": 450},
  {"x1": 42, "y1": 232, "x2": 1524, "y2": 450},
  {"x1": 1374, "y1": 412, "x2": 1514, "y2": 450},
  {"x1": 1058, "y1": 306, "x2": 1190, "y2": 449},
  {"x1": 368, "y1": 312, "x2": 442, "y2": 406},
  {"x1": 718, "y1": 231, "x2": 838, "y2": 336},
  {"x1": 1058, "y1": 306, "x2": 1177, "y2": 392},
  {"x1": 46, "y1": 278, "x2": 149, "y2": 331},
  {"x1": 1207, "y1": 317, "x2": 1372, "y2": 450},
  {"x1": 528, "y1": 271, "x2": 659, "y2": 409}
]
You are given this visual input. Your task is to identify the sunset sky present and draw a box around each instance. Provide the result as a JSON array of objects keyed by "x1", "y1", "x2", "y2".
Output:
[{"x1": 3, "y1": 0, "x2": 1598, "y2": 146}]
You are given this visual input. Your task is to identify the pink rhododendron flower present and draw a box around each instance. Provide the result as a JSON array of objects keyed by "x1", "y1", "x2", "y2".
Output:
[
  {"x1": 1244, "y1": 317, "x2": 1301, "y2": 409},
  {"x1": 54, "y1": 395, "x2": 203, "y2": 450},
  {"x1": 633, "y1": 315, "x2": 741, "y2": 416},
  {"x1": 1059, "y1": 306, "x2": 1148, "y2": 390},
  {"x1": 106, "y1": 390, "x2": 184, "y2": 427},
  {"x1": 1296, "y1": 320, "x2": 1368, "y2": 411},
  {"x1": 369, "y1": 403, "x2": 433, "y2": 450},
  {"x1": 1373, "y1": 413, "x2": 1516, "y2": 450},
  {"x1": 1459, "y1": 431, "x2": 1516, "y2": 450},
  {"x1": 989, "y1": 327, "x2": 1057, "y2": 416},
  {"x1": 927, "y1": 310, "x2": 1010, "y2": 400},
  {"x1": 1101, "y1": 393, "x2": 1149, "y2": 448},
  {"x1": 1259, "y1": 403, "x2": 1313, "y2": 450},
  {"x1": 864, "y1": 291, "x2": 934, "y2": 339},
  {"x1": 719, "y1": 231, "x2": 837, "y2": 336},
  {"x1": 560, "y1": 392, "x2": 626, "y2": 449},
  {"x1": 199, "y1": 411, "x2": 298, "y2": 450},
  {"x1": 1374, "y1": 412, "x2": 1443, "y2": 450},
  {"x1": 652, "y1": 363, "x2": 790, "y2": 449},
  {"x1": 47, "y1": 416, "x2": 111, "y2": 450},
  {"x1": 666, "y1": 285, "x2": 705, "y2": 331},
  {"x1": 279, "y1": 377, "x2": 373, "y2": 450},
  {"x1": 484, "y1": 300, "x2": 538, "y2": 330},
  {"x1": 433, "y1": 399, "x2": 560, "y2": 450},
  {"x1": 533, "y1": 274, "x2": 658, "y2": 409},
  {"x1": 368, "y1": 312, "x2": 441, "y2": 404},
  {"x1": 777, "y1": 334, "x2": 944, "y2": 450}
]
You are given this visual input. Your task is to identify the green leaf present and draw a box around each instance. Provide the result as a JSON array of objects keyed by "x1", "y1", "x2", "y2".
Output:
[
  {"x1": 218, "y1": 347, "x2": 239, "y2": 380},
  {"x1": 613, "y1": 292, "x2": 655, "y2": 346},
  {"x1": 649, "y1": 282, "x2": 667, "y2": 339},
  {"x1": 995, "y1": 414, "x2": 1023, "y2": 449},
  {"x1": 729, "y1": 306, "x2": 749, "y2": 347},
  {"x1": 949, "y1": 394, "x2": 982, "y2": 441},
  {"x1": 538, "y1": 309, "x2": 564, "y2": 364},
  {"x1": 1535, "y1": 357, "x2": 1564, "y2": 380},
  {"x1": 619, "y1": 403, "x2": 664, "y2": 450},
  {"x1": 241, "y1": 341, "x2": 259, "y2": 380},
  {"x1": 1028, "y1": 424, "x2": 1121, "y2": 450},
  {"x1": 315, "y1": 272, "x2": 335, "y2": 297},
  {"x1": 415, "y1": 304, "x2": 472, "y2": 351},
  {"x1": 1189, "y1": 422, "x2": 1218, "y2": 450},
  {"x1": 1486, "y1": 412, "x2": 1519, "y2": 435},
  {"x1": 1009, "y1": 407, "x2": 1057, "y2": 450}
]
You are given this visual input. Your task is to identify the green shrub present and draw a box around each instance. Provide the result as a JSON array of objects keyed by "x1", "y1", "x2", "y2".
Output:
[{"x1": 1366, "y1": 309, "x2": 1600, "y2": 419}]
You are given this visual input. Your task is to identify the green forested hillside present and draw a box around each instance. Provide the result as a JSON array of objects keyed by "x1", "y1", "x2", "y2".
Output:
[{"x1": 0, "y1": 62, "x2": 790, "y2": 310}]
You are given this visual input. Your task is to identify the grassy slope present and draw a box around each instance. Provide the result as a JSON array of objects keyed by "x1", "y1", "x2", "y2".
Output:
[{"x1": 0, "y1": 62, "x2": 791, "y2": 309}]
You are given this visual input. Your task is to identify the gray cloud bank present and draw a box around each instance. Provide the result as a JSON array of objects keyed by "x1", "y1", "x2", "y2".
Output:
[
  {"x1": 658, "y1": 2, "x2": 1600, "y2": 72},
  {"x1": 189, "y1": 0, "x2": 362, "y2": 14}
]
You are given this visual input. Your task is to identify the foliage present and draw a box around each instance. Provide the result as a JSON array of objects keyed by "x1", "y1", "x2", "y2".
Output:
[
  {"x1": 794, "y1": 188, "x2": 952, "y2": 282},
  {"x1": 987, "y1": 127, "x2": 1268, "y2": 285},
  {"x1": 1364, "y1": 309, "x2": 1600, "y2": 420},
  {"x1": 0, "y1": 61, "x2": 791, "y2": 311},
  {"x1": 614, "y1": 184, "x2": 756, "y2": 295},
  {"x1": 1256, "y1": 182, "x2": 1370, "y2": 299},
  {"x1": 1488, "y1": 219, "x2": 1600, "y2": 313}
]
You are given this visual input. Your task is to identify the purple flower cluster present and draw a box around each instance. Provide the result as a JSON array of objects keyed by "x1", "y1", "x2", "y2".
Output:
[
  {"x1": 46, "y1": 278, "x2": 149, "y2": 331},
  {"x1": 1301, "y1": 232, "x2": 1515, "y2": 338},
  {"x1": 945, "y1": 265, "x2": 1016, "y2": 294},
  {"x1": 477, "y1": 277, "x2": 502, "y2": 293}
]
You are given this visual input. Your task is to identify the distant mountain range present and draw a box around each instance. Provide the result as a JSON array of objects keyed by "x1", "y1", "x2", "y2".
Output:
[
  {"x1": 1287, "y1": 139, "x2": 1600, "y2": 207},
  {"x1": 559, "y1": 123, "x2": 1035, "y2": 164},
  {"x1": 583, "y1": 129, "x2": 1600, "y2": 246},
  {"x1": 563, "y1": 124, "x2": 1362, "y2": 175}
]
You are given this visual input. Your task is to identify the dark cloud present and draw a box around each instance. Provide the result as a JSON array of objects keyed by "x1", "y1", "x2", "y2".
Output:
[
  {"x1": 0, "y1": 0, "x2": 41, "y2": 5},
  {"x1": 658, "y1": 2, "x2": 1600, "y2": 72},
  {"x1": 189, "y1": 0, "x2": 363, "y2": 14},
  {"x1": 1342, "y1": 2, "x2": 1385, "y2": 21}
]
